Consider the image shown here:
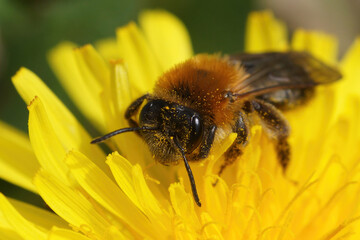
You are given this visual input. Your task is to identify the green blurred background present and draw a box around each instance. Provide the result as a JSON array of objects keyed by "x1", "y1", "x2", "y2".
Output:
[
  {"x1": 0, "y1": 0, "x2": 253, "y2": 132},
  {"x1": 0, "y1": 0, "x2": 359, "y2": 207}
]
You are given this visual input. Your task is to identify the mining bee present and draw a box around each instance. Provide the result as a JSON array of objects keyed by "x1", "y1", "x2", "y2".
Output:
[{"x1": 91, "y1": 52, "x2": 341, "y2": 207}]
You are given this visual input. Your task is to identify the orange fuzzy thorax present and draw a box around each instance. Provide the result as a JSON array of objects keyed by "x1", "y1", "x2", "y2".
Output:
[{"x1": 153, "y1": 54, "x2": 247, "y2": 125}]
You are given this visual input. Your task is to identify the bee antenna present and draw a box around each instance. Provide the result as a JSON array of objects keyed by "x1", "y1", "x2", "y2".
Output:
[
  {"x1": 91, "y1": 126, "x2": 157, "y2": 144},
  {"x1": 173, "y1": 137, "x2": 201, "y2": 207}
]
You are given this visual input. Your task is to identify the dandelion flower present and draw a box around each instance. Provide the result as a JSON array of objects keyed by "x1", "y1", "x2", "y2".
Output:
[{"x1": 1, "y1": 10, "x2": 360, "y2": 240}]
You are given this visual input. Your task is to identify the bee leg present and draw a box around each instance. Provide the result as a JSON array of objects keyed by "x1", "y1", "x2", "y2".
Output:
[
  {"x1": 251, "y1": 99, "x2": 290, "y2": 171},
  {"x1": 215, "y1": 111, "x2": 249, "y2": 185},
  {"x1": 125, "y1": 94, "x2": 149, "y2": 130}
]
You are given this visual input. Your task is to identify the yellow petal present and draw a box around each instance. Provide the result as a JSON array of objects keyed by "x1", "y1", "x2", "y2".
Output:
[
  {"x1": 169, "y1": 182, "x2": 200, "y2": 229},
  {"x1": 204, "y1": 177, "x2": 229, "y2": 225},
  {"x1": 200, "y1": 212, "x2": 223, "y2": 240},
  {"x1": 245, "y1": 10, "x2": 288, "y2": 53},
  {"x1": 48, "y1": 42, "x2": 107, "y2": 131},
  {"x1": 340, "y1": 37, "x2": 360, "y2": 97},
  {"x1": 291, "y1": 29, "x2": 338, "y2": 64},
  {"x1": 116, "y1": 22, "x2": 162, "y2": 95},
  {"x1": 326, "y1": 38, "x2": 360, "y2": 122},
  {"x1": 108, "y1": 60, "x2": 133, "y2": 114},
  {"x1": 12, "y1": 68, "x2": 108, "y2": 176},
  {"x1": 65, "y1": 150, "x2": 155, "y2": 239},
  {"x1": 106, "y1": 152, "x2": 171, "y2": 238},
  {"x1": 74, "y1": 44, "x2": 110, "y2": 87},
  {"x1": 0, "y1": 193, "x2": 47, "y2": 240},
  {"x1": 0, "y1": 121, "x2": 38, "y2": 192},
  {"x1": 103, "y1": 226, "x2": 134, "y2": 240},
  {"x1": 139, "y1": 10, "x2": 193, "y2": 71},
  {"x1": 239, "y1": 125, "x2": 264, "y2": 173},
  {"x1": 28, "y1": 96, "x2": 110, "y2": 185},
  {"x1": 206, "y1": 133, "x2": 237, "y2": 175},
  {"x1": 28, "y1": 97, "x2": 69, "y2": 184},
  {"x1": 99, "y1": 61, "x2": 148, "y2": 163},
  {"x1": 0, "y1": 228, "x2": 22, "y2": 240},
  {"x1": 8, "y1": 197, "x2": 68, "y2": 231},
  {"x1": 285, "y1": 87, "x2": 339, "y2": 181},
  {"x1": 132, "y1": 164, "x2": 170, "y2": 230},
  {"x1": 34, "y1": 170, "x2": 110, "y2": 238},
  {"x1": 95, "y1": 38, "x2": 121, "y2": 63},
  {"x1": 326, "y1": 98, "x2": 360, "y2": 169},
  {"x1": 106, "y1": 152, "x2": 142, "y2": 209},
  {"x1": 48, "y1": 227, "x2": 91, "y2": 240}
]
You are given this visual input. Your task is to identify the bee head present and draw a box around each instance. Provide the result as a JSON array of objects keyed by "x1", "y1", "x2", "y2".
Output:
[
  {"x1": 139, "y1": 99, "x2": 204, "y2": 160},
  {"x1": 90, "y1": 98, "x2": 205, "y2": 207}
]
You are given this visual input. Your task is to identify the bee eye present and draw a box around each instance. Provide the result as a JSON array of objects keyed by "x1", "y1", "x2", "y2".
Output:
[
  {"x1": 139, "y1": 100, "x2": 165, "y2": 125},
  {"x1": 186, "y1": 115, "x2": 203, "y2": 152}
]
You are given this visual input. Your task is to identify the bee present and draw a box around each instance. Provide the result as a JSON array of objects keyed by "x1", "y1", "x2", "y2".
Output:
[{"x1": 91, "y1": 52, "x2": 341, "y2": 207}]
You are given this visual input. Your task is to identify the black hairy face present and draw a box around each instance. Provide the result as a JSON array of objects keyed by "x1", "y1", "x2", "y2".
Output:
[{"x1": 139, "y1": 99, "x2": 203, "y2": 164}]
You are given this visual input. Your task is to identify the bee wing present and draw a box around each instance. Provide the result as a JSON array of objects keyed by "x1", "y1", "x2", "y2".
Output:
[{"x1": 229, "y1": 51, "x2": 342, "y2": 98}]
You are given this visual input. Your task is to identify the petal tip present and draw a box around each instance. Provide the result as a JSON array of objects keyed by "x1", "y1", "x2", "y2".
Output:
[
  {"x1": 11, "y1": 67, "x2": 30, "y2": 83},
  {"x1": 116, "y1": 21, "x2": 137, "y2": 34}
]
